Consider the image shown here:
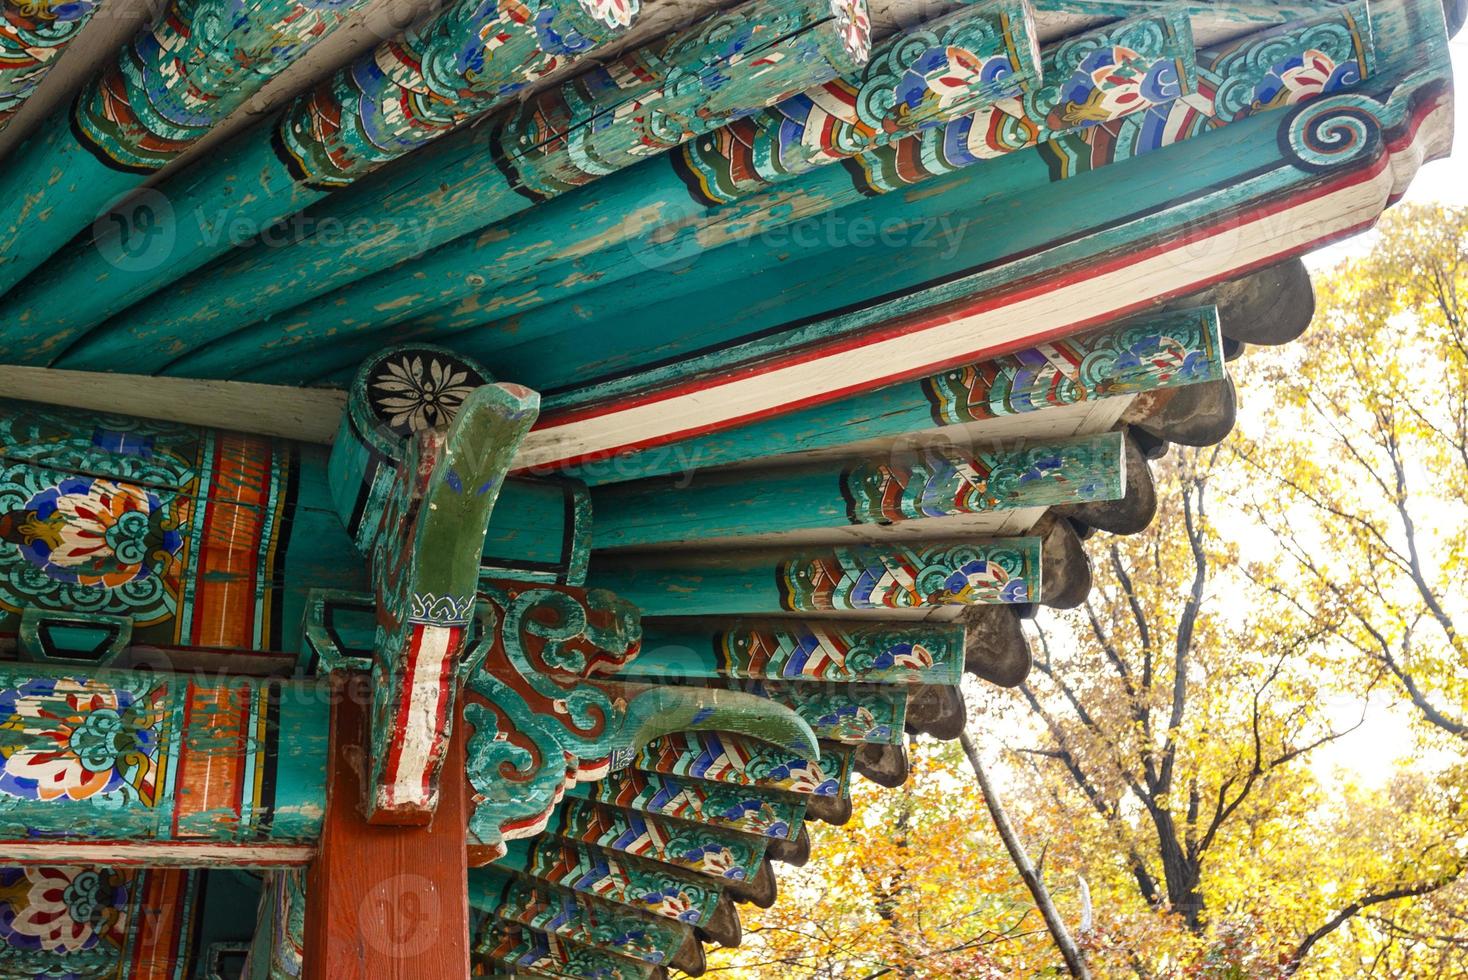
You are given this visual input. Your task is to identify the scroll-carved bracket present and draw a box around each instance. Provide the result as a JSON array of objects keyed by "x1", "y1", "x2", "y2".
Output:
[
  {"x1": 326, "y1": 346, "x2": 540, "y2": 824},
  {"x1": 461, "y1": 581, "x2": 818, "y2": 865}
]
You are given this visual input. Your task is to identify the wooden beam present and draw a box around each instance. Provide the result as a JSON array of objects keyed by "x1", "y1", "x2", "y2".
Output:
[
  {"x1": 589, "y1": 433, "x2": 1125, "y2": 550},
  {"x1": 592, "y1": 538, "x2": 1043, "y2": 615},
  {"x1": 629, "y1": 619, "x2": 966, "y2": 686},
  {"x1": 302, "y1": 672, "x2": 470, "y2": 978},
  {"x1": 0, "y1": 667, "x2": 328, "y2": 866}
]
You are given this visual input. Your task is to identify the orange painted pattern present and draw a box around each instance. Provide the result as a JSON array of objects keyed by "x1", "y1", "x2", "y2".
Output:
[{"x1": 189, "y1": 433, "x2": 273, "y2": 650}]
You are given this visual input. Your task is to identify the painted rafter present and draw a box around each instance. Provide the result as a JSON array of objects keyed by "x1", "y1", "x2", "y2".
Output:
[
  {"x1": 628, "y1": 619, "x2": 966, "y2": 686},
  {"x1": 0, "y1": 0, "x2": 373, "y2": 296},
  {"x1": 593, "y1": 538, "x2": 1043, "y2": 615},
  {"x1": 242, "y1": 6, "x2": 1202, "y2": 384},
  {"x1": 47, "y1": 0, "x2": 877, "y2": 374}
]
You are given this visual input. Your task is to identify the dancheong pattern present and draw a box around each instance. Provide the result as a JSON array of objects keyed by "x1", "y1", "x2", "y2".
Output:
[
  {"x1": 0, "y1": 400, "x2": 296, "y2": 650},
  {"x1": 776, "y1": 541, "x2": 1040, "y2": 609},
  {"x1": 489, "y1": 873, "x2": 686, "y2": 966},
  {"x1": 552, "y1": 796, "x2": 766, "y2": 881},
  {"x1": 579, "y1": 770, "x2": 806, "y2": 840},
  {"x1": 0, "y1": 0, "x2": 102, "y2": 131},
  {"x1": 0, "y1": 676, "x2": 165, "y2": 806},
  {"x1": 73, "y1": 0, "x2": 360, "y2": 173},
  {"x1": 276, "y1": 0, "x2": 637, "y2": 187},
  {"x1": 713, "y1": 621, "x2": 963, "y2": 684},
  {"x1": 675, "y1": 0, "x2": 1035, "y2": 204},
  {"x1": 518, "y1": 837, "x2": 723, "y2": 926},
  {"x1": 855, "y1": 3, "x2": 1372, "y2": 190},
  {"x1": 920, "y1": 309, "x2": 1222, "y2": 425},
  {"x1": 840, "y1": 442, "x2": 1114, "y2": 525},
  {"x1": 635, "y1": 732, "x2": 846, "y2": 797}
]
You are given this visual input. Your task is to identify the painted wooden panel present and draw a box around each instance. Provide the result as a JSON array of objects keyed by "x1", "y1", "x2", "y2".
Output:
[
  {"x1": 593, "y1": 538, "x2": 1042, "y2": 615},
  {"x1": 571, "y1": 770, "x2": 807, "y2": 841},
  {"x1": 546, "y1": 306, "x2": 1220, "y2": 484},
  {"x1": 630, "y1": 619, "x2": 966, "y2": 686},
  {"x1": 473, "y1": 868, "x2": 691, "y2": 968},
  {"x1": 0, "y1": 395, "x2": 586, "y2": 673},
  {"x1": 55, "y1": 0, "x2": 876, "y2": 375},
  {"x1": 0, "y1": 667, "x2": 328, "y2": 865},
  {"x1": 590, "y1": 432, "x2": 1124, "y2": 548},
  {"x1": 0, "y1": 0, "x2": 371, "y2": 297},
  {"x1": 0, "y1": 867, "x2": 206, "y2": 978}
]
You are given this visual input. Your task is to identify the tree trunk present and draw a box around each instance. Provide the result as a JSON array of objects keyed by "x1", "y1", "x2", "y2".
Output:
[{"x1": 960, "y1": 731, "x2": 1091, "y2": 979}]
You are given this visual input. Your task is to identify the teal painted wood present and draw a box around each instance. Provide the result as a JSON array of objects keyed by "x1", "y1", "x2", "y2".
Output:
[
  {"x1": 472, "y1": 868, "x2": 691, "y2": 968},
  {"x1": 0, "y1": 666, "x2": 328, "y2": 858},
  {"x1": 493, "y1": 837, "x2": 727, "y2": 928},
  {"x1": 548, "y1": 796, "x2": 769, "y2": 882},
  {"x1": 0, "y1": 0, "x2": 368, "y2": 301},
  {"x1": 0, "y1": 0, "x2": 644, "y2": 360},
  {"x1": 560, "y1": 307, "x2": 1222, "y2": 486},
  {"x1": 233, "y1": 7, "x2": 1198, "y2": 382},
  {"x1": 590, "y1": 432, "x2": 1124, "y2": 548},
  {"x1": 292, "y1": 3, "x2": 1370, "y2": 393},
  {"x1": 478, "y1": 920, "x2": 659, "y2": 980},
  {"x1": 58, "y1": 0, "x2": 874, "y2": 375},
  {"x1": 570, "y1": 770, "x2": 807, "y2": 840},
  {"x1": 635, "y1": 732, "x2": 853, "y2": 799},
  {"x1": 0, "y1": 0, "x2": 105, "y2": 132},
  {"x1": 592, "y1": 538, "x2": 1042, "y2": 614},
  {"x1": 629, "y1": 619, "x2": 965, "y2": 686},
  {"x1": 134, "y1": 0, "x2": 1034, "y2": 381}
]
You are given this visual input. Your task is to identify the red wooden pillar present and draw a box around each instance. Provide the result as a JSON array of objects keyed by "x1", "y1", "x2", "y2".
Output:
[{"x1": 303, "y1": 673, "x2": 470, "y2": 978}]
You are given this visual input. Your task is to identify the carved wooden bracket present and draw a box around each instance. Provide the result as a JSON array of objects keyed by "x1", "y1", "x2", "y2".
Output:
[
  {"x1": 461, "y1": 580, "x2": 819, "y2": 864},
  {"x1": 328, "y1": 346, "x2": 540, "y2": 824}
]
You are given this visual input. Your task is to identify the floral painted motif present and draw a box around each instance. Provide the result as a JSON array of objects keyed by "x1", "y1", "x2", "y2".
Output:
[
  {"x1": 369, "y1": 352, "x2": 481, "y2": 435},
  {"x1": 1251, "y1": 49, "x2": 1362, "y2": 112},
  {"x1": 0, "y1": 866, "x2": 129, "y2": 954},
  {"x1": 715, "y1": 623, "x2": 959, "y2": 682},
  {"x1": 0, "y1": 677, "x2": 163, "y2": 804},
  {"x1": 896, "y1": 45, "x2": 1018, "y2": 120},
  {"x1": 0, "y1": 477, "x2": 183, "y2": 590},
  {"x1": 1049, "y1": 44, "x2": 1183, "y2": 128}
]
